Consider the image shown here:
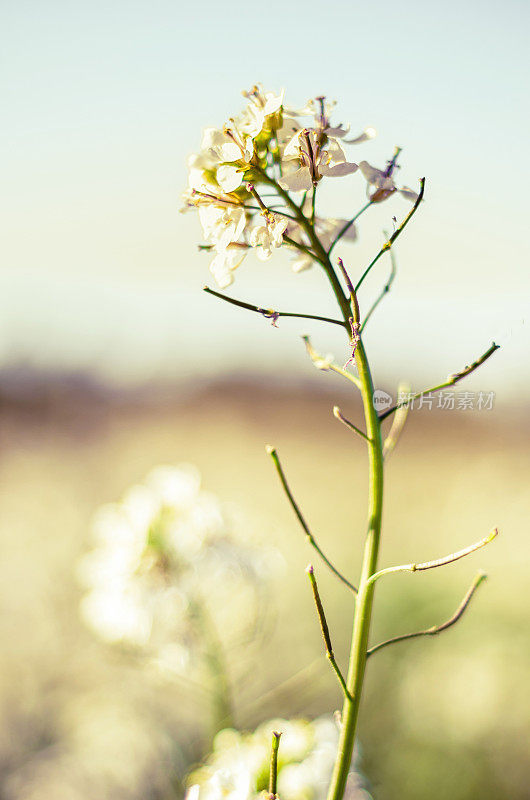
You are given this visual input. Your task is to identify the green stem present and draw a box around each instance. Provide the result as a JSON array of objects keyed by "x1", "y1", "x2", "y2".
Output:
[
  {"x1": 269, "y1": 731, "x2": 282, "y2": 795},
  {"x1": 310, "y1": 250, "x2": 384, "y2": 800},
  {"x1": 325, "y1": 336, "x2": 384, "y2": 800},
  {"x1": 379, "y1": 341, "x2": 499, "y2": 422},
  {"x1": 295, "y1": 243, "x2": 384, "y2": 800}
]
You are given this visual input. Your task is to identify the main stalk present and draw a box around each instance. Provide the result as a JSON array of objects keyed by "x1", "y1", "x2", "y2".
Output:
[{"x1": 319, "y1": 258, "x2": 385, "y2": 800}]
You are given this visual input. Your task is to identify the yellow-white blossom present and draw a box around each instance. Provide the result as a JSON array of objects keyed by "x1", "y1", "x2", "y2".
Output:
[
  {"x1": 183, "y1": 86, "x2": 384, "y2": 285},
  {"x1": 198, "y1": 205, "x2": 247, "y2": 251}
]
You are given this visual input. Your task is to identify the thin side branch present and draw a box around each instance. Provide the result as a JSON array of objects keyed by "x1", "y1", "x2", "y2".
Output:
[
  {"x1": 328, "y1": 200, "x2": 373, "y2": 255},
  {"x1": 303, "y1": 336, "x2": 362, "y2": 391},
  {"x1": 360, "y1": 230, "x2": 398, "y2": 333},
  {"x1": 355, "y1": 178, "x2": 425, "y2": 292},
  {"x1": 365, "y1": 528, "x2": 498, "y2": 588},
  {"x1": 306, "y1": 565, "x2": 352, "y2": 700},
  {"x1": 367, "y1": 572, "x2": 488, "y2": 657},
  {"x1": 379, "y1": 342, "x2": 500, "y2": 421},
  {"x1": 382, "y1": 381, "x2": 411, "y2": 459},
  {"x1": 204, "y1": 286, "x2": 347, "y2": 329},
  {"x1": 333, "y1": 406, "x2": 370, "y2": 442},
  {"x1": 266, "y1": 446, "x2": 357, "y2": 593}
]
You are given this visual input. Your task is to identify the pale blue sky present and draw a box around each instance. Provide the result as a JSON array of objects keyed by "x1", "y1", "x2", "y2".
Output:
[{"x1": 1, "y1": 0, "x2": 529, "y2": 400}]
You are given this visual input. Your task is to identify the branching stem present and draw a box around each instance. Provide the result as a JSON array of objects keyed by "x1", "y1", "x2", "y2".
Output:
[
  {"x1": 379, "y1": 342, "x2": 500, "y2": 421},
  {"x1": 368, "y1": 572, "x2": 488, "y2": 657},
  {"x1": 355, "y1": 179, "x2": 425, "y2": 292},
  {"x1": 333, "y1": 406, "x2": 369, "y2": 442},
  {"x1": 203, "y1": 286, "x2": 346, "y2": 329},
  {"x1": 360, "y1": 230, "x2": 398, "y2": 333},
  {"x1": 303, "y1": 336, "x2": 362, "y2": 391},
  {"x1": 365, "y1": 528, "x2": 498, "y2": 588}
]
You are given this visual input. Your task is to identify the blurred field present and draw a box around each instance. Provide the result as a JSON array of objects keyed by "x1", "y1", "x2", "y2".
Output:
[{"x1": 0, "y1": 372, "x2": 528, "y2": 800}]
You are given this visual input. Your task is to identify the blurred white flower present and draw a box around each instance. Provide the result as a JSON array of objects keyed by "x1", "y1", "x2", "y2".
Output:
[
  {"x1": 187, "y1": 715, "x2": 372, "y2": 800},
  {"x1": 79, "y1": 464, "x2": 276, "y2": 676}
]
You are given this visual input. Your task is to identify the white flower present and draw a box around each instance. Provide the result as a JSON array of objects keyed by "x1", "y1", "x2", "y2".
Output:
[
  {"x1": 241, "y1": 85, "x2": 284, "y2": 136},
  {"x1": 198, "y1": 205, "x2": 247, "y2": 250},
  {"x1": 79, "y1": 464, "x2": 276, "y2": 675},
  {"x1": 279, "y1": 128, "x2": 358, "y2": 192},
  {"x1": 249, "y1": 214, "x2": 288, "y2": 260},
  {"x1": 209, "y1": 245, "x2": 247, "y2": 288},
  {"x1": 359, "y1": 149, "x2": 418, "y2": 203},
  {"x1": 282, "y1": 95, "x2": 375, "y2": 145},
  {"x1": 202, "y1": 127, "x2": 254, "y2": 165},
  {"x1": 187, "y1": 152, "x2": 219, "y2": 193}
]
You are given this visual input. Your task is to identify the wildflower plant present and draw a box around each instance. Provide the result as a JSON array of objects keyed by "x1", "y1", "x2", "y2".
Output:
[{"x1": 183, "y1": 84, "x2": 501, "y2": 800}]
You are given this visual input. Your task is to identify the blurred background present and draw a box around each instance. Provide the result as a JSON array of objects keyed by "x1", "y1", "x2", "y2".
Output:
[{"x1": 1, "y1": 0, "x2": 529, "y2": 798}]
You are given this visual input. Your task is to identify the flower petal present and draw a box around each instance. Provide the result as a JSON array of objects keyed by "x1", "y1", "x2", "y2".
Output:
[
  {"x1": 398, "y1": 186, "x2": 420, "y2": 202},
  {"x1": 325, "y1": 124, "x2": 351, "y2": 138},
  {"x1": 326, "y1": 139, "x2": 347, "y2": 164},
  {"x1": 359, "y1": 161, "x2": 384, "y2": 185},
  {"x1": 283, "y1": 130, "x2": 303, "y2": 159},
  {"x1": 216, "y1": 142, "x2": 242, "y2": 162},
  {"x1": 319, "y1": 161, "x2": 358, "y2": 177},
  {"x1": 344, "y1": 127, "x2": 377, "y2": 144},
  {"x1": 291, "y1": 253, "x2": 313, "y2": 272},
  {"x1": 216, "y1": 165, "x2": 242, "y2": 193},
  {"x1": 262, "y1": 89, "x2": 284, "y2": 116},
  {"x1": 278, "y1": 167, "x2": 313, "y2": 192}
]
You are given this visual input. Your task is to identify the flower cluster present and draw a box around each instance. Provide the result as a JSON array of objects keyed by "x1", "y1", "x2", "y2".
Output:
[
  {"x1": 183, "y1": 85, "x2": 418, "y2": 288},
  {"x1": 186, "y1": 715, "x2": 372, "y2": 800},
  {"x1": 79, "y1": 464, "x2": 276, "y2": 676}
]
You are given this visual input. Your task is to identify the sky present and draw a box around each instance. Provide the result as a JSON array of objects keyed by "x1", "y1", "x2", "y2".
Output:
[{"x1": 1, "y1": 0, "x2": 529, "y2": 402}]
